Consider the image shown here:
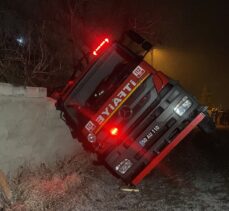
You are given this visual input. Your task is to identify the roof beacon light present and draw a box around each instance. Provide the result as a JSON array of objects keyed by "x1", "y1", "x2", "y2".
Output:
[{"x1": 93, "y1": 38, "x2": 109, "y2": 56}]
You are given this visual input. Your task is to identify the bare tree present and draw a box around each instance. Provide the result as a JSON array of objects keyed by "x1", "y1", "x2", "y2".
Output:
[
  {"x1": 0, "y1": 0, "x2": 163, "y2": 87},
  {"x1": 0, "y1": 20, "x2": 61, "y2": 86}
]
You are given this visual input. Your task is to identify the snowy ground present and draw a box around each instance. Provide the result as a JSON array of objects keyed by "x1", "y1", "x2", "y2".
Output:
[{"x1": 2, "y1": 128, "x2": 228, "y2": 211}]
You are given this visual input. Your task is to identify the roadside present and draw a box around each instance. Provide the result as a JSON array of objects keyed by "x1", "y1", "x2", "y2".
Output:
[{"x1": 0, "y1": 128, "x2": 228, "y2": 211}]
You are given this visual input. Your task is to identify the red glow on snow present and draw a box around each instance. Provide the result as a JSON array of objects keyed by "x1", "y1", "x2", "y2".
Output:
[
  {"x1": 93, "y1": 38, "x2": 109, "y2": 56},
  {"x1": 68, "y1": 80, "x2": 74, "y2": 85}
]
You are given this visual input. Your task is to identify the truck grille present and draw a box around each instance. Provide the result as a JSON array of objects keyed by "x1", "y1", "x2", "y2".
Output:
[{"x1": 103, "y1": 79, "x2": 199, "y2": 182}]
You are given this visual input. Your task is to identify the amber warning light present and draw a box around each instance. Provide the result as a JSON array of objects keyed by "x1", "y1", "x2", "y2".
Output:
[{"x1": 93, "y1": 38, "x2": 109, "y2": 56}]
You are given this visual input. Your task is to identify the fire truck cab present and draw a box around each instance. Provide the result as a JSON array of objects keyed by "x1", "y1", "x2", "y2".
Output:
[{"x1": 55, "y1": 31, "x2": 214, "y2": 185}]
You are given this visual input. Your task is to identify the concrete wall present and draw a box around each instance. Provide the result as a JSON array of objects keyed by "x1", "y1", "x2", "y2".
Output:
[{"x1": 0, "y1": 83, "x2": 81, "y2": 175}]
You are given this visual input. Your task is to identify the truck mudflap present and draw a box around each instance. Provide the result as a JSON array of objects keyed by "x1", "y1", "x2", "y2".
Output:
[{"x1": 131, "y1": 112, "x2": 205, "y2": 185}]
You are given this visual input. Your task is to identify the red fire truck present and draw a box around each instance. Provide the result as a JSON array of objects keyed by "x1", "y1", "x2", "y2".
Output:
[{"x1": 55, "y1": 31, "x2": 214, "y2": 185}]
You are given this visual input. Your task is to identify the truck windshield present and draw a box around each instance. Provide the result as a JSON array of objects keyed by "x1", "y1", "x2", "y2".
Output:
[{"x1": 66, "y1": 44, "x2": 138, "y2": 116}]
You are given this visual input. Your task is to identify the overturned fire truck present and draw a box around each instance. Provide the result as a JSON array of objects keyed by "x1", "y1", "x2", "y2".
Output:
[{"x1": 55, "y1": 31, "x2": 215, "y2": 185}]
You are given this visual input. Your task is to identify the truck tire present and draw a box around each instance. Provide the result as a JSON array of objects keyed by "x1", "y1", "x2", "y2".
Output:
[{"x1": 198, "y1": 113, "x2": 215, "y2": 134}]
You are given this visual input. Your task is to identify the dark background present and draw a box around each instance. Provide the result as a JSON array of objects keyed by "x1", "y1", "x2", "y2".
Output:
[{"x1": 0, "y1": 0, "x2": 228, "y2": 107}]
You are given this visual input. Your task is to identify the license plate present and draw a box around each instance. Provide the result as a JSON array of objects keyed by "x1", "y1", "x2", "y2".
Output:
[{"x1": 139, "y1": 125, "x2": 160, "y2": 147}]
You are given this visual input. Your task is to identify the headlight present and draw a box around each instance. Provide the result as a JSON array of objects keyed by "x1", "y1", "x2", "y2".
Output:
[
  {"x1": 87, "y1": 133, "x2": 96, "y2": 143},
  {"x1": 174, "y1": 96, "x2": 192, "y2": 116},
  {"x1": 115, "y1": 159, "x2": 133, "y2": 174}
]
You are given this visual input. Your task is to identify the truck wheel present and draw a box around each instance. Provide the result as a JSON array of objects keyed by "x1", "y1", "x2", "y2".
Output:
[{"x1": 198, "y1": 113, "x2": 215, "y2": 134}]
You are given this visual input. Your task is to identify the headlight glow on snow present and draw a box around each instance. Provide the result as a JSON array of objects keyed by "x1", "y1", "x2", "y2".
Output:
[
  {"x1": 174, "y1": 96, "x2": 192, "y2": 116},
  {"x1": 115, "y1": 159, "x2": 133, "y2": 174},
  {"x1": 87, "y1": 133, "x2": 96, "y2": 143}
]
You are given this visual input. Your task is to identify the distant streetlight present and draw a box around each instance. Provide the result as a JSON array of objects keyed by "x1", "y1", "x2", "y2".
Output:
[{"x1": 16, "y1": 36, "x2": 25, "y2": 46}]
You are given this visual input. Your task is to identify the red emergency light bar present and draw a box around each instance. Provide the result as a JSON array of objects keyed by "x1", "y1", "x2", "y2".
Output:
[{"x1": 93, "y1": 38, "x2": 109, "y2": 56}]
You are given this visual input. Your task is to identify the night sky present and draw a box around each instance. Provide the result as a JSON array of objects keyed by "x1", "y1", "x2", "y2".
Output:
[
  {"x1": 0, "y1": 0, "x2": 228, "y2": 107},
  {"x1": 151, "y1": 0, "x2": 229, "y2": 108}
]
